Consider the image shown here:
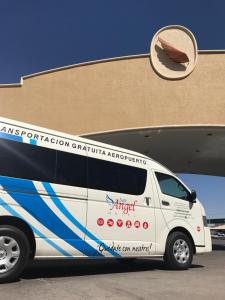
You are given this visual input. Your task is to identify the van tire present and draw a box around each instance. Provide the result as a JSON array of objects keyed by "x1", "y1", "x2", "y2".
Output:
[
  {"x1": 164, "y1": 231, "x2": 193, "y2": 270},
  {"x1": 0, "y1": 225, "x2": 30, "y2": 283}
]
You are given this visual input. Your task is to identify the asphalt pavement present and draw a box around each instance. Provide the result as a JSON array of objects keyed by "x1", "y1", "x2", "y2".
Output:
[{"x1": 1, "y1": 239, "x2": 225, "y2": 300}]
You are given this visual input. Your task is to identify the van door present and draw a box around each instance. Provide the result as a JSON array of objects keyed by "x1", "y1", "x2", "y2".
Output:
[
  {"x1": 85, "y1": 149, "x2": 155, "y2": 257},
  {"x1": 153, "y1": 171, "x2": 205, "y2": 246}
]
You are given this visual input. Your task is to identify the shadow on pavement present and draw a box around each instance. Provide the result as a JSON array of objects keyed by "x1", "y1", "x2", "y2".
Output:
[
  {"x1": 212, "y1": 238, "x2": 225, "y2": 251},
  {"x1": 212, "y1": 244, "x2": 225, "y2": 251},
  {"x1": 21, "y1": 258, "x2": 204, "y2": 280}
]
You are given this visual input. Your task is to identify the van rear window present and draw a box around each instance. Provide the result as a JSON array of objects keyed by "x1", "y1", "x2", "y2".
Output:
[{"x1": 0, "y1": 138, "x2": 56, "y2": 183}]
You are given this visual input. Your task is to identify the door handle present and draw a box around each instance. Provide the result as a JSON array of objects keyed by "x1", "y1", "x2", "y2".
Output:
[
  {"x1": 145, "y1": 197, "x2": 151, "y2": 206},
  {"x1": 162, "y1": 200, "x2": 170, "y2": 206}
]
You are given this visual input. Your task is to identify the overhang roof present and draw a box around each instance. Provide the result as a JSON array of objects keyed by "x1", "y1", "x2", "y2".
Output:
[{"x1": 84, "y1": 126, "x2": 225, "y2": 176}]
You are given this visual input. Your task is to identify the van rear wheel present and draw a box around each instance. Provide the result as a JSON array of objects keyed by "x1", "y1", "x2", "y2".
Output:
[
  {"x1": 164, "y1": 232, "x2": 193, "y2": 270},
  {"x1": 0, "y1": 225, "x2": 30, "y2": 283}
]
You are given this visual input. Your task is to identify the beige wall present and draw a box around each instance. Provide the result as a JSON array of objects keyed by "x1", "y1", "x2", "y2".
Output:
[{"x1": 0, "y1": 53, "x2": 225, "y2": 135}]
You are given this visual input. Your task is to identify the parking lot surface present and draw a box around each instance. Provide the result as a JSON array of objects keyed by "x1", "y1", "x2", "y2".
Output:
[{"x1": 1, "y1": 239, "x2": 225, "y2": 300}]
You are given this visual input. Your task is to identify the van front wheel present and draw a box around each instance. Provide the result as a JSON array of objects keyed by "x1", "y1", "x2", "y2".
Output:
[
  {"x1": 164, "y1": 232, "x2": 193, "y2": 270},
  {"x1": 0, "y1": 226, "x2": 30, "y2": 283}
]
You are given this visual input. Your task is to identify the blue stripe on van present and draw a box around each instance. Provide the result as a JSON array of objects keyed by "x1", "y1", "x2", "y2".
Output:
[
  {"x1": 0, "y1": 196, "x2": 72, "y2": 257},
  {"x1": 30, "y1": 139, "x2": 37, "y2": 145},
  {"x1": 0, "y1": 176, "x2": 103, "y2": 257},
  {"x1": 0, "y1": 132, "x2": 23, "y2": 142},
  {"x1": 43, "y1": 182, "x2": 120, "y2": 257}
]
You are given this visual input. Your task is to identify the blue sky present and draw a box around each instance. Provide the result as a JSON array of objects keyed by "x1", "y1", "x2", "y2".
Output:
[
  {"x1": 178, "y1": 174, "x2": 225, "y2": 219},
  {"x1": 0, "y1": 0, "x2": 224, "y2": 83},
  {"x1": 0, "y1": 0, "x2": 225, "y2": 217}
]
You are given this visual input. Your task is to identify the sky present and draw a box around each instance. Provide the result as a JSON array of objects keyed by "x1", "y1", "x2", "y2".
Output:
[
  {"x1": 0, "y1": 0, "x2": 224, "y2": 84},
  {"x1": 0, "y1": 0, "x2": 224, "y2": 218},
  {"x1": 178, "y1": 174, "x2": 225, "y2": 219}
]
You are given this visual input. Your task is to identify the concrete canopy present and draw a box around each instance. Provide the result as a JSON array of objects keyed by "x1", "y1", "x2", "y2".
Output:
[{"x1": 84, "y1": 126, "x2": 225, "y2": 176}]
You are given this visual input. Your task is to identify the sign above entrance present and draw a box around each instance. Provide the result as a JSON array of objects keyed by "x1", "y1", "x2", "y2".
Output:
[{"x1": 150, "y1": 25, "x2": 198, "y2": 79}]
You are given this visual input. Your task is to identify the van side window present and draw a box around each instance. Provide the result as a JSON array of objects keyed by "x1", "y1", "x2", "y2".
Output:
[
  {"x1": 88, "y1": 157, "x2": 147, "y2": 195},
  {"x1": 0, "y1": 138, "x2": 87, "y2": 187},
  {"x1": 0, "y1": 138, "x2": 56, "y2": 183},
  {"x1": 87, "y1": 157, "x2": 119, "y2": 192},
  {"x1": 155, "y1": 172, "x2": 190, "y2": 200},
  {"x1": 0, "y1": 137, "x2": 146, "y2": 195},
  {"x1": 56, "y1": 151, "x2": 87, "y2": 188},
  {"x1": 118, "y1": 164, "x2": 146, "y2": 195}
]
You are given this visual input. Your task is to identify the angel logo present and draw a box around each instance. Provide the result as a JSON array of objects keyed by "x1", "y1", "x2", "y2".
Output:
[
  {"x1": 106, "y1": 194, "x2": 137, "y2": 214},
  {"x1": 106, "y1": 194, "x2": 115, "y2": 209}
]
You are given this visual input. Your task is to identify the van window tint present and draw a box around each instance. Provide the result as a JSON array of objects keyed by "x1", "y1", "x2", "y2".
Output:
[
  {"x1": 0, "y1": 138, "x2": 87, "y2": 187},
  {"x1": 87, "y1": 158, "x2": 119, "y2": 192},
  {"x1": 88, "y1": 157, "x2": 147, "y2": 195},
  {"x1": 56, "y1": 151, "x2": 87, "y2": 188},
  {"x1": 155, "y1": 172, "x2": 190, "y2": 200},
  {"x1": 0, "y1": 138, "x2": 56, "y2": 182},
  {"x1": 0, "y1": 138, "x2": 146, "y2": 194},
  {"x1": 118, "y1": 164, "x2": 146, "y2": 195}
]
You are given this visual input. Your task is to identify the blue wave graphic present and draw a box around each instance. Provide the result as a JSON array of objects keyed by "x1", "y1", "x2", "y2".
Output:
[
  {"x1": 0, "y1": 176, "x2": 103, "y2": 257},
  {"x1": 0, "y1": 197, "x2": 72, "y2": 257},
  {"x1": 43, "y1": 182, "x2": 120, "y2": 257}
]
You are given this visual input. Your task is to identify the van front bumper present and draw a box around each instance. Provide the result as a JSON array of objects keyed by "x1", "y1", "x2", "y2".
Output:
[{"x1": 196, "y1": 227, "x2": 212, "y2": 254}]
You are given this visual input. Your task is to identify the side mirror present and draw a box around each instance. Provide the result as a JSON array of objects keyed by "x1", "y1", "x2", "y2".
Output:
[{"x1": 189, "y1": 190, "x2": 197, "y2": 203}]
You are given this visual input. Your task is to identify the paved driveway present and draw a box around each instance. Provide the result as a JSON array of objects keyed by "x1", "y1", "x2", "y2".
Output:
[{"x1": 1, "y1": 239, "x2": 225, "y2": 300}]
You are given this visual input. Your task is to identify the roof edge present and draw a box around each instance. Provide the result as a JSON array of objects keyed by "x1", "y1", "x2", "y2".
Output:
[
  {"x1": 80, "y1": 124, "x2": 225, "y2": 137},
  {"x1": 0, "y1": 50, "x2": 225, "y2": 87}
]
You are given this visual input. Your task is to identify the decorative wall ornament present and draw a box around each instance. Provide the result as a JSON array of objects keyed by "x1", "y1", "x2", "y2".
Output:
[
  {"x1": 150, "y1": 25, "x2": 198, "y2": 79},
  {"x1": 158, "y1": 37, "x2": 189, "y2": 64}
]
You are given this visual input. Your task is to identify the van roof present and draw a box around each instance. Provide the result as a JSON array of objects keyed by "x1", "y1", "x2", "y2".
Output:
[{"x1": 0, "y1": 116, "x2": 172, "y2": 174}]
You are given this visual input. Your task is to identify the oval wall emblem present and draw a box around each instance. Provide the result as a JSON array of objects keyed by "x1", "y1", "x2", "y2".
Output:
[{"x1": 150, "y1": 25, "x2": 198, "y2": 79}]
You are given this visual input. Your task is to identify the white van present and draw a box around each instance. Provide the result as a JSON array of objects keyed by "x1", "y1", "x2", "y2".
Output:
[{"x1": 0, "y1": 117, "x2": 212, "y2": 282}]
